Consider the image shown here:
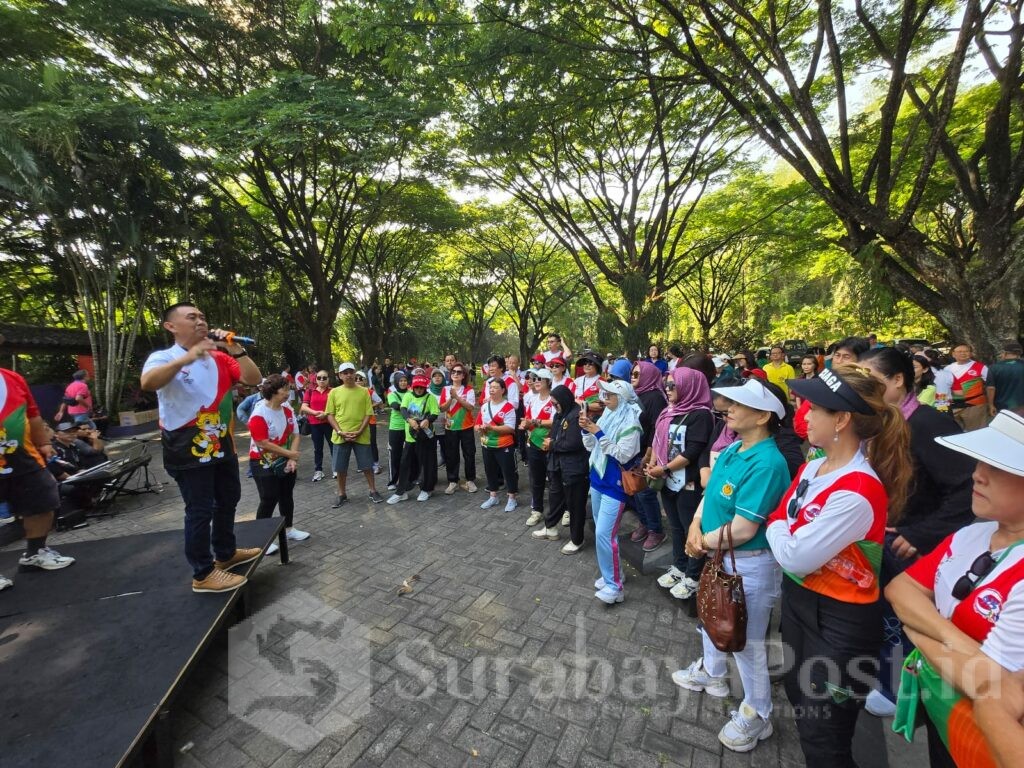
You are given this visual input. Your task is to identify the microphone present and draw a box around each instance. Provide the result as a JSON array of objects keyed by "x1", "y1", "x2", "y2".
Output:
[{"x1": 208, "y1": 331, "x2": 256, "y2": 347}]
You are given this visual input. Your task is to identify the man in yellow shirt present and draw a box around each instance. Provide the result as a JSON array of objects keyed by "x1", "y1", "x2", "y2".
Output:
[{"x1": 762, "y1": 344, "x2": 796, "y2": 398}]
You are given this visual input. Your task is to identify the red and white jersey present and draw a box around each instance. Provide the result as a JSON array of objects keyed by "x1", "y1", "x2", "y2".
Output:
[
  {"x1": 248, "y1": 401, "x2": 296, "y2": 467},
  {"x1": 486, "y1": 374, "x2": 520, "y2": 408},
  {"x1": 550, "y1": 374, "x2": 575, "y2": 394},
  {"x1": 907, "y1": 521, "x2": 1024, "y2": 672},
  {"x1": 573, "y1": 374, "x2": 601, "y2": 402},
  {"x1": 542, "y1": 350, "x2": 562, "y2": 363},
  {"x1": 525, "y1": 395, "x2": 555, "y2": 424}
]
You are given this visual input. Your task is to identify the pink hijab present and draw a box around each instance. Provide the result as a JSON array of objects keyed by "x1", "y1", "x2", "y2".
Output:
[
  {"x1": 633, "y1": 360, "x2": 667, "y2": 405},
  {"x1": 652, "y1": 367, "x2": 713, "y2": 464}
]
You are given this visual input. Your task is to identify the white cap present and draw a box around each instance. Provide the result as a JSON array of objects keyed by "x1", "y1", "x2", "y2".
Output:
[
  {"x1": 598, "y1": 378, "x2": 638, "y2": 403},
  {"x1": 712, "y1": 356, "x2": 727, "y2": 369},
  {"x1": 711, "y1": 379, "x2": 786, "y2": 419},
  {"x1": 936, "y1": 410, "x2": 1024, "y2": 477},
  {"x1": 533, "y1": 368, "x2": 553, "y2": 381},
  {"x1": 337, "y1": 361, "x2": 357, "y2": 373}
]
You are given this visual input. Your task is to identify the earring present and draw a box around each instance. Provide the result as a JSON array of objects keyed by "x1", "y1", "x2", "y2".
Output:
[{"x1": 833, "y1": 426, "x2": 841, "y2": 443}]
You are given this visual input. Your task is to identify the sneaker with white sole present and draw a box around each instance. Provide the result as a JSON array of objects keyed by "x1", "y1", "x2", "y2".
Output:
[
  {"x1": 594, "y1": 574, "x2": 623, "y2": 588},
  {"x1": 445, "y1": 482, "x2": 458, "y2": 495},
  {"x1": 480, "y1": 495, "x2": 499, "y2": 509},
  {"x1": 531, "y1": 526, "x2": 559, "y2": 541},
  {"x1": 657, "y1": 565, "x2": 684, "y2": 588},
  {"x1": 865, "y1": 689, "x2": 897, "y2": 717},
  {"x1": 191, "y1": 568, "x2": 246, "y2": 593},
  {"x1": 561, "y1": 511, "x2": 570, "y2": 527},
  {"x1": 311, "y1": 470, "x2": 324, "y2": 482},
  {"x1": 266, "y1": 541, "x2": 280, "y2": 556},
  {"x1": 286, "y1": 527, "x2": 311, "y2": 541},
  {"x1": 718, "y1": 702, "x2": 773, "y2": 752},
  {"x1": 594, "y1": 585, "x2": 624, "y2": 604},
  {"x1": 368, "y1": 491, "x2": 384, "y2": 504},
  {"x1": 387, "y1": 483, "x2": 398, "y2": 491},
  {"x1": 503, "y1": 497, "x2": 518, "y2": 513},
  {"x1": 670, "y1": 576, "x2": 700, "y2": 600},
  {"x1": 525, "y1": 510, "x2": 543, "y2": 526},
  {"x1": 19, "y1": 546, "x2": 75, "y2": 571},
  {"x1": 671, "y1": 658, "x2": 730, "y2": 697},
  {"x1": 465, "y1": 481, "x2": 478, "y2": 493},
  {"x1": 0, "y1": 575, "x2": 12, "y2": 591},
  {"x1": 332, "y1": 471, "x2": 338, "y2": 479},
  {"x1": 561, "y1": 541, "x2": 583, "y2": 555},
  {"x1": 417, "y1": 491, "x2": 430, "y2": 502},
  {"x1": 387, "y1": 493, "x2": 408, "y2": 505},
  {"x1": 373, "y1": 463, "x2": 382, "y2": 475}
]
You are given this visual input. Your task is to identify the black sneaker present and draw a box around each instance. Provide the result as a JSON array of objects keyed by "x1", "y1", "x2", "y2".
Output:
[
  {"x1": 331, "y1": 495, "x2": 348, "y2": 509},
  {"x1": 368, "y1": 491, "x2": 384, "y2": 504}
]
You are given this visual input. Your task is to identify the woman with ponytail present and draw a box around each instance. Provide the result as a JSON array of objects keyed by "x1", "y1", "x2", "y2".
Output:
[
  {"x1": 765, "y1": 365, "x2": 913, "y2": 767},
  {"x1": 857, "y1": 348, "x2": 975, "y2": 716}
]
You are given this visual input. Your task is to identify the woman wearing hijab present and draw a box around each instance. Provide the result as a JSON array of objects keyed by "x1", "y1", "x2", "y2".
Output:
[
  {"x1": 676, "y1": 379, "x2": 791, "y2": 753},
  {"x1": 386, "y1": 371, "x2": 417, "y2": 492},
  {"x1": 545, "y1": 385, "x2": 590, "y2": 554},
  {"x1": 429, "y1": 369, "x2": 447, "y2": 473},
  {"x1": 630, "y1": 361, "x2": 669, "y2": 551},
  {"x1": 581, "y1": 379, "x2": 643, "y2": 604},
  {"x1": 646, "y1": 367, "x2": 715, "y2": 600}
]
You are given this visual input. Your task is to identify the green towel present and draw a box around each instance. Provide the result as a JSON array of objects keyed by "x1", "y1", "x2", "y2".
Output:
[{"x1": 892, "y1": 648, "x2": 922, "y2": 742}]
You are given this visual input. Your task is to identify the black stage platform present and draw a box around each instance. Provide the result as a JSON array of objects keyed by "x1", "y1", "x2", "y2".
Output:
[{"x1": 0, "y1": 517, "x2": 286, "y2": 768}]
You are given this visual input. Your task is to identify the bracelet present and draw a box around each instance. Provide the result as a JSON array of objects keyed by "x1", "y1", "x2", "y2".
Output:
[{"x1": 230, "y1": 350, "x2": 248, "y2": 359}]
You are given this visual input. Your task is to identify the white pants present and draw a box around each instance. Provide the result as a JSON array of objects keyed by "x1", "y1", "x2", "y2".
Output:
[{"x1": 701, "y1": 550, "x2": 781, "y2": 719}]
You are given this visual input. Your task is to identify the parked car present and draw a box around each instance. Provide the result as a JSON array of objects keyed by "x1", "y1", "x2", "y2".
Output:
[{"x1": 783, "y1": 339, "x2": 808, "y2": 366}]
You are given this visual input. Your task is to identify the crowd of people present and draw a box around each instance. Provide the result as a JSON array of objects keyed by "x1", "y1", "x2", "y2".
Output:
[{"x1": 2, "y1": 311, "x2": 1024, "y2": 767}]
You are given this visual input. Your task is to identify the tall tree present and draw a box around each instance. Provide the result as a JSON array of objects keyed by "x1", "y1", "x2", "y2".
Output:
[
  {"x1": 615, "y1": 0, "x2": 1024, "y2": 357},
  {"x1": 462, "y1": 2, "x2": 740, "y2": 351}
]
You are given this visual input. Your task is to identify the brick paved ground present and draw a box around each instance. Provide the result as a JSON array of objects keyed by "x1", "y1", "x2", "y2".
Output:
[{"x1": 6, "y1": 430, "x2": 928, "y2": 767}]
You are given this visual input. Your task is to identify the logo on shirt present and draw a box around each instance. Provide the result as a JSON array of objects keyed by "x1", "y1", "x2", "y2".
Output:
[
  {"x1": 802, "y1": 503, "x2": 823, "y2": 521},
  {"x1": 974, "y1": 588, "x2": 1003, "y2": 623},
  {"x1": 720, "y1": 482, "x2": 734, "y2": 498}
]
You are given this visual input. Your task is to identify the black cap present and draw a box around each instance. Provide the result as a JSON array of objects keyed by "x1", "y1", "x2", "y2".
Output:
[
  {"x1": 55, "y1": 421, "x2": 77, "y2": 432},
  {"x1": 787, "y1": 369, "x2": 874, "y2": 415},
  {"x1": 576, "y1": 352, "x2": 601, "y2": 367}
]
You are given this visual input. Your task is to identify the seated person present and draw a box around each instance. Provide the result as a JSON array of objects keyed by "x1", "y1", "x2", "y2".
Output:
[{"x1": 51, "y1": 421, "x2": 108, "y2": 470}]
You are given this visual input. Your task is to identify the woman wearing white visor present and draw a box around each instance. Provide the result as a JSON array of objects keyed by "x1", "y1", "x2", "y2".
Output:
[
  {"x1": 675, "y1": 378, "x2": 792, "y2": 753},
  {"x1": 887, "y1": 409, "x2": 1024, "y2": 768}
]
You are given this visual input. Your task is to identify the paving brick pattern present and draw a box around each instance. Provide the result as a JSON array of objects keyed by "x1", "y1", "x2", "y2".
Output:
[{"x1": 6, "y1": 431, "x2": 928, "y2": 767}]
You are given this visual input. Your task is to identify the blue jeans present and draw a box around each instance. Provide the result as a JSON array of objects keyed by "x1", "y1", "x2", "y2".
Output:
[
  {"x1": 591, "y1": 488, "x2": 626, "y2": 591},
  {"x1": 633, "y1": 486, "x2": 663, "y2": 533},
  {"x1": 168, "y1": 457, "x2": 241, "y2": 579}
]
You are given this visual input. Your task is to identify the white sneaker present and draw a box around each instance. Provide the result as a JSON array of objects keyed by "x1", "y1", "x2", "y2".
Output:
[
  {"x1": 594, "y1": 585, "x2": 624, "y2": 604},
  {"x1": 387, "y1": 483, "x2": 398, "y2": 491},
  {"x1": 525, "y1": 510, "x2": 543, "y2": 526},
  {"x1": 481, "y1": 495, "x2": 499, "y2": 509},
  {"x1": 561, "y1": 541, "x2": 583, "y2": 555},
  {"x1": 670, "y1": 576, "x2": 700, "y2": 600},
  {"x1": 387, "y1": 493, "x2": 408, "y2": 505},
  {"x1": 19, "y1": 546, "x2": 75, "y2": 571},
  {"x1": 417, "y1": 491, "x2": 430, "y2": 502},
  {"x1": 718, "y1": 702, "x2": 773, "y2": 752},
  {"x1": 465, "y1": 481, "x2": 478, "y2": 493},
  {"x1": 332, "y1": 471, "x2": 338, "y2": 479},
  {"x1": 0, "y1": 575, "x2": 12, "y2": 591},
  {"x1": 657, "y1": 565, "x2": 684, "y2": 588},
  {"x1": 561, "y1": 511, "x2": 570, "y2": 527},
  {"x1": 311, "y1": 470, "x2": 324, "y2": 482},
  {"x1": 503, "y1": 497, "x2": 518, "y2": 513},
  {"x1": 266, "y1": 541, "x2": 280, "y2": 556},
  {"x1": 445, "y1": 482, "x2": 458, "y2": 495},
  {"x1": 866, "y1": 689, "x2": 897, "y2": 717},
  {"x1": 531, "y1": 526, "x2": 559, "y2": 541},
  {"x1": 594, "y1": 576, "x2": 606, "y2": 590},
  {"x1": 286, "y1": 527, "x2": 311, "y2": 542},
  {"x1": 671, "y1": 658, "x2": 730, "y2": 697},
  {"x1": 373, "y1": 463, "x2": 382, "y2": 475}
]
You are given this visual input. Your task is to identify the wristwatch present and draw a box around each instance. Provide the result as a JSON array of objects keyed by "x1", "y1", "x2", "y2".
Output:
[{"x1": 662, "y1": 464, "x2": 672, "y2": 476}]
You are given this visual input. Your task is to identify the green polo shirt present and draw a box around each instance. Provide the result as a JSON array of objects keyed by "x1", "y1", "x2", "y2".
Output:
[{"x1": 700, "y1": 437, "x2": 790, "y2": 551}]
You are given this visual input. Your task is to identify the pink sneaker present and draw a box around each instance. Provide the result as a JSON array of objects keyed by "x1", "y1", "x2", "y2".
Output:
[{"x1": 642, "y1": 531, "x2": 666, "y2": 552}]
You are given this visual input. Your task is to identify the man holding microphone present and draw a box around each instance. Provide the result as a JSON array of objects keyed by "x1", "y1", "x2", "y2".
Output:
[{"x1": 141, "y1": 302, "x2": 263, "y2": 593}]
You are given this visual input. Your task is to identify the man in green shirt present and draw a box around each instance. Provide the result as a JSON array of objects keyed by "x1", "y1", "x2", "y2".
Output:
[
  {"x1": 987, "y1": 340, "x2": 1024, "y2": 416},
  {"x1": 326, "y1": 361, "x2": 382, "y2": 506}
]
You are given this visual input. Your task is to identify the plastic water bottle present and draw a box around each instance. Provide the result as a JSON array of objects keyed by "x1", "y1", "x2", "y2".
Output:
[
  {"x1": 423, "y1": 425, "x2": 434, "y2": 439},
  {"x1": 825, "y1": 555, "x2": 874, "y2": 589}
]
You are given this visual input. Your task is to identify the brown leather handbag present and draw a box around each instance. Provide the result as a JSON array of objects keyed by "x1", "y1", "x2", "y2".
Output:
[
  {"x1": 696, "y1": 524, "x2": 747, "y2": 652},
  {"x1": 620, "y1": 466, "x2": 647, "y2": 495}
]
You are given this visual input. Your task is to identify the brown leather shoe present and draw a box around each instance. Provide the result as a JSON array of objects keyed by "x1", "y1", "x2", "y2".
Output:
[
  {"x1": 214, "y1": 546, "x2": 262, "y2": 570},
  {"x1": 192, "y1": 568, "x2": 247, "y2": 593}
]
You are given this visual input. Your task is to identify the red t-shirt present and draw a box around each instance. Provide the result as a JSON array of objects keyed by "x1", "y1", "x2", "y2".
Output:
[
  {"x1": 248, "y1": 401, "x2": 296, "y2": 469},
  {"x1": 303, "y1": 386, "x2": 332, "y2": 425}
]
